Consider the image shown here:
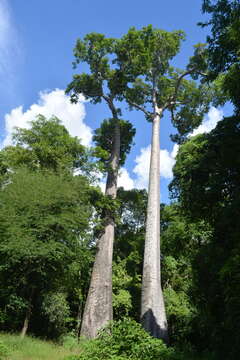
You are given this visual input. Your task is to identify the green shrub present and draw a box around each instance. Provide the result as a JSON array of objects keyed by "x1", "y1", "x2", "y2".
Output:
[
  {"x1": 42, "y1": 292, "x2": 70, "y2": 337},
  {"x1": 64, "y1": 319, "x2": 183, "y2": 360}
]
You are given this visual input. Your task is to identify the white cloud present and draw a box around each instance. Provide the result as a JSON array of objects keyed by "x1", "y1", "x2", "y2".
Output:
[
  {"x1": 132, "y1": 144, "x2": 178, "y2": 189},
  {"x1": 191, "y1": 107, "x2": 223, "y2": 137},
  {"x1": 97, "y1": 168, "x2": 134, "y2": 193},
  {"x1": 118, "y1": 168, "x2": 135, "y2": 190},
  {"x1": 2, "y1": 89, "x2": 92, "y2": 147},
  {"x1": 133, "y1": 145, "x2": 151, "y2": 189},
  {"x1": 160, "y1": 146, "x2": 177, "y2": 179}
]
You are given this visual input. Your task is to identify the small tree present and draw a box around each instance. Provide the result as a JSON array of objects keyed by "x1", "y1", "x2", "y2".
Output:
[{"x1": 1, "y1": 114, "x2": 88, "y2": 174}]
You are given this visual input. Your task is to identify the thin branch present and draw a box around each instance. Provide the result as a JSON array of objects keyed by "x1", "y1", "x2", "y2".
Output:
[{"x1": 127, "y1": 100, "x2": 152, "y2": 118}]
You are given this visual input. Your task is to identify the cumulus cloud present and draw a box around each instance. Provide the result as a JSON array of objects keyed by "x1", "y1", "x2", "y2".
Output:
[
  {"x1": 98, "y1": 167, "x2": 135, "y2": 193},
  {"x1": 133, "y1": 145, "x2": 151, "y2": 189},
  {"x1": 118, "y1": 168, "x2": 135, "y2": 190},
  {"x1": 132, "y1": 144, "x2": 178, "y2": 189},
  {"x1": 191, "y1": 107, "x2": 223, "y2": 137},
  {"x1": 2, "y1": 89, "x2": 92, "y2": 147}
]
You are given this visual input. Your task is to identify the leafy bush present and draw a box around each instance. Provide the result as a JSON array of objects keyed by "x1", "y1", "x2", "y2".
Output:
[
  {"x1": 42, "y1": 292, "x2": 70, "y2": 337},
  {"x1": 64, "y1": 319, "x2": 183, "y2": 360}
]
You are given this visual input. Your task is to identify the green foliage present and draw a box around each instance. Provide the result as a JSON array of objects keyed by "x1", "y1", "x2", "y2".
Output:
[
  {"x1": 116, "y1": 25, "x2": 185, "y2": 77},
  {"x1": 171, "y1": 116, "x2": 240, "y2": 219},
  {"x1": 114, "y1": 188, "x2": 147, "y2": 320},
  {"x1": 65, "y1": 319, "x2": 183, "y2": 360},
  {"x1": 115, "y1": 25, "x2": 212, "y2": 141},
  {"x1": 2, "y1": 115, "x2": 87, "y2": 173},
  {"x1": 200, "y1": 0, "x2": 240, "y2": 109},
  {"x1": 93, "y1": 118, "x2": 135, "y2": 167},
  {"x1": 66, "y1": 33, "x2": 126, "y2": 104},
  {"x1": 42, "y1": 293, "x2": 71, "y2": 336},
  {"x1": 112, "y1": 258, "x2": 133, "y2": 317},
  {"x1": 164, "y1": 287, "x2": 193, "y2": 319},
  {"x1": 0, "y1": 168, "x2": 93, "y2": 335},
  {"x1": 170, "y1": 115, "x2": 240, "y2": 358},
  {"x1": 160, "y1": 204, "x2": 209, "y2": 345}
]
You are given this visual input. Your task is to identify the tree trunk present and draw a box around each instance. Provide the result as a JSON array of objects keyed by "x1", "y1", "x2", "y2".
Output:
[
  {"x1": 20, "y1": 292, "x2": 33, "y2": 339},
  {"x1": 76, "y1": 299, "x2": 82, "y2": 341},
  {"x1": 141, "y1": 108, "x2": 168, "y2": 342},
  {"x1": 80, "y1": 115, "x2": 120, "y2": 339}
]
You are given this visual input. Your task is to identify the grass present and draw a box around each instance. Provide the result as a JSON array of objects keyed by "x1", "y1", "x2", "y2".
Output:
[
  {"x1": 0, "y1": 333, "x2": 78, "y2": 360},
  {"x1": 0, "y1": 332, "x2": 215, "y2": 360}
]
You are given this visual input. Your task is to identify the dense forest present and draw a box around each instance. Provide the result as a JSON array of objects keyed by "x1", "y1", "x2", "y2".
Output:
[{"x1": 0, "y1": 0, "x2": 240, "y2": 359}]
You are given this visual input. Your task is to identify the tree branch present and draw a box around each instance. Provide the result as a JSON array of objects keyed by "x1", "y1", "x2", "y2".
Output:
[
  {"x1": 127, "y1": 100, "x2": 152, "y2": 118},
  {"x1": 102, "y1": 95, "x2": 118, "y2": 118},
  {"x1": 165, "y1": 68, "x2": 207, "y2": 109},
  {"x1": 169, "y1": 70, "x2": 192, "y2": 106}
]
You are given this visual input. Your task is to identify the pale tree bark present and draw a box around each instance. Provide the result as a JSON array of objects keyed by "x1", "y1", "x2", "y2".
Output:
[
  {"x1": 20, "y1": 306, "x2": 31, "y2": 339},
  {"x1": 80, "y1": 109, "x2": 120, "y2": 339},
  {"x1": 20, "y1": 290, "x2": 33, "y2": 339},
  {"x1": 141, "y1": 102, "x2": 168, "y2": 342}
]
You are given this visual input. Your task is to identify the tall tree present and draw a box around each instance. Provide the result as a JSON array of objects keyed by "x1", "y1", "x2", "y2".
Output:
[
  {"x1": 115, "y1": 25, "x2": 211, "y2": 341},
  {"x1": 66, "y1": 34, "x2": 135, "y2": 338}
]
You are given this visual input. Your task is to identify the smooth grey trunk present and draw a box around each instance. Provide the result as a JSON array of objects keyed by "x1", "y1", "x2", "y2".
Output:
[
  {"x1": 141, "y1": 104, "x2": 168, "y2": 342},
  {"x1": 80, "y1": 114, "x2": 120, "y2": 339}
]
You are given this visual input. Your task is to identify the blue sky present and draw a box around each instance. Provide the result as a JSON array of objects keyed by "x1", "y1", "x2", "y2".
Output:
[{"x1": 0, "y1": 0, "x2": 226, "y2": 202}]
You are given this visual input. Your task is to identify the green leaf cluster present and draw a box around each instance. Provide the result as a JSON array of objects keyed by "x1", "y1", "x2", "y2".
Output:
[
  {"x1": 200, "y1": 0, "x2": 240, "y2": 109},
  {"x1": 115, "y1": 25, "x2": 213, "y2": 142},
  {"x1": 93, "y1": 118, "x2": 135, "y2": 168},
  {"x1": 1, "y1": 115, "x2": 87, "y2": 174}
]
